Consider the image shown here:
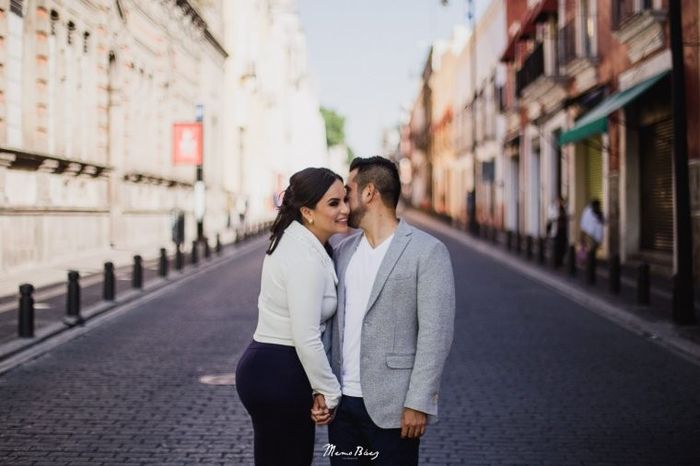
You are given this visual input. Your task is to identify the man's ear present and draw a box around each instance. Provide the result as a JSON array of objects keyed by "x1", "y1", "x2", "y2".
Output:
[{"x1": 363, "y1": 183, "x2": 376, "y2": 202}]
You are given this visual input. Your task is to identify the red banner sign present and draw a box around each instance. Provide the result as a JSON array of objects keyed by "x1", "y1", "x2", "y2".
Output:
[{"x1": 172, "y1": 122, "x2": 203, "y2": 165}]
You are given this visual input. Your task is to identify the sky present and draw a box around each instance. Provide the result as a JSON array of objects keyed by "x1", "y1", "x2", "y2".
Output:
[{"x1": 298, "y1": 0, "x2": 490, "y2": 158}]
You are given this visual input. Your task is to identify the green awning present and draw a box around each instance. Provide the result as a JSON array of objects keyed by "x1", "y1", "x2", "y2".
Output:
[{"x1": 559, "y1": 70, "x2": 670, "y2": 145}]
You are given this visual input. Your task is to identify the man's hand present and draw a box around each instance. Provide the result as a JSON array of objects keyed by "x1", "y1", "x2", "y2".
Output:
[
  {"x1": 400, "y1": 408, "x2": 427, "y2": 438},
  {"x1": 310, "y1": 394, "x2": 334, "y2": 425}
]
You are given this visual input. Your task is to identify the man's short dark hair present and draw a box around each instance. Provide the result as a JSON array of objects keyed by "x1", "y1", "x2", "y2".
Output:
[{"x1": 349, "y1": 156, "x2": 401, "y2": 209}]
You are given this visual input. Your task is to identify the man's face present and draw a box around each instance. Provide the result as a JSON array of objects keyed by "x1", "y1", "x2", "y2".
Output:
[{"x1": 346, "y1": 169, "x2": 367, "y2": 229}]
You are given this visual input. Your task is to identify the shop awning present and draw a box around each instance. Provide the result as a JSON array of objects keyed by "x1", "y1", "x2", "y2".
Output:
[{"x1": 559, "y1": 70, "x2": 670, "y2": 145}]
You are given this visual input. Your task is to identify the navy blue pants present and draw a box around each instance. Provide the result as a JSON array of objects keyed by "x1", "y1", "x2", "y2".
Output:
[
  {"x1": 327, "y1": 396, "x2": 419, "y2": 466},
  {"x1": 235, "y1": 340, "x2": 315, "y2": 466}
]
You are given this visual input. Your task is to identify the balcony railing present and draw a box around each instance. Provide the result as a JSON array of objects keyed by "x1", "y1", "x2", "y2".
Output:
[
  {"x1": 559, "y1": 17, "x2": 595, "y2": 69},
  {"x1": 516, "y1": 42, "x2": 545, "y2": 96},
  {"x1": 558, "y1": 19, "x2": 577, "y2": 67},
  {"x1": 612, "y1": 0, "x2": 653, "y2": 29}
]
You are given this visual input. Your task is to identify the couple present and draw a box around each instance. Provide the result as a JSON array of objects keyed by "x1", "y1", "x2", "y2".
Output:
[{"x1": 235, "y1": 156, "x2": 455, "y2": 465}]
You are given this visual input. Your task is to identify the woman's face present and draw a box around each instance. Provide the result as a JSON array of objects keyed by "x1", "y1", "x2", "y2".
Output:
[{"x1": 304, "y1": 179, "x2": 349, "y2": 241}]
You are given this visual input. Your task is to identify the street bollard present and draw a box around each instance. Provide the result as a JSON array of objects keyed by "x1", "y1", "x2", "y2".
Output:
[
  {"x1": 506, "y1": 231, "x2": 512, "y2": 251},
  {"x1": 191, "y1": 240, "x2": 199, "y2": 265},
  {"x1": 567, "y1": 245, "x2": 577, "y2": 277},
  {"x1": 175, "y1": 244, "x2": 184, "y2": 271},
  {"x1": 515, "y1": 232, "x2": 522, "y2": 254},
  {"x1": 526, "y1": 235, "x2": 533, "y2": 260},
  {"x1": 204, "y1": 238, "x2": 211, "y2": 260},
  {"x1": 159, "y1": 248, "x2": 168, "y2": 278},
  {"x1": 18, "y1": 283, "x2": 35, "y2": 338},
  {"x1": 103, "y1": 262, "x2": 115, "y2": 301},
  {"x1": 609, "y1": 254, "x2": 621, "y2": 294},
  {"x1": 586, "y1": 250, "x2": 597, "y2": 285},
  {"x1": 65, "y1": 270, "x2": 83, "y2": 326},
  {"x1": 132, "y1": 255, "x2": 143, "y2": 289},
  {"x1": 216, "y1": 234, "x2": 222, "y2": 256},
  {"x1": 538, "y1": 237, "x2": 546, "y2": 265},
  {"x1": 637, "y1": 262, "x2": 650, "y2": 305},
  {"x1": 491, "y1": 227, "x2": 498, "y2": 245}
]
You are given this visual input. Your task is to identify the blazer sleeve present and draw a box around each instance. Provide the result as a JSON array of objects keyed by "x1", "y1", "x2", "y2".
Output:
[
  {"x1": 403, "y1": 241, "x2": 456, "y2": 415},
  {"x1": 286, "y1": 257, "x2": 342, "y2": 409}
]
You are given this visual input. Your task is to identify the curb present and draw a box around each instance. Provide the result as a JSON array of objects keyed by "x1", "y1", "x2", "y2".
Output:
[
  {"x1": 403, "y1": 209, "x2": 700, "y2": 367},
  {"x1": 0, "y1": 236, "x2": 267, "y2": 376}
]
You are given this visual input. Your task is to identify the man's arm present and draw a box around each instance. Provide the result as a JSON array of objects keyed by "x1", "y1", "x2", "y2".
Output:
[{"x1": 403, "y1": 241, "x2": 456, "y2": 416}]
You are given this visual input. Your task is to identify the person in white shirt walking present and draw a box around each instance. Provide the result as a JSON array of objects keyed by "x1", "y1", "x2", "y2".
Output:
[
  {"x1": 316, "y1": 156, "x2": 455, "y2": 466},
  {"x1": 236, "y1": 167, "x2": 348, "y2": 466}
]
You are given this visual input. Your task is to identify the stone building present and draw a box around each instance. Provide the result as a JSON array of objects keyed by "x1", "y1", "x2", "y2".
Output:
[{"x1": 0, "y1": 0, "x2": 329, "y2": 279}]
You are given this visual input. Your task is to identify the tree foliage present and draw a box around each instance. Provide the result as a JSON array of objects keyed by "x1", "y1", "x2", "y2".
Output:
[{"x1": 320, "y1": 107, "x2": 346, "y2": 148}]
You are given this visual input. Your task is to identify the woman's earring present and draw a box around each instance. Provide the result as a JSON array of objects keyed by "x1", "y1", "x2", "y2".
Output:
[{"x1": 309, "y1": 218, "x2": 314, "y2": 225}]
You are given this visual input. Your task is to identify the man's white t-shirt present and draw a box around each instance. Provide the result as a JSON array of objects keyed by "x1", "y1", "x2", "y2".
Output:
[{"x1": 341, "y1": 232, "x2": 395, "y2": 396}]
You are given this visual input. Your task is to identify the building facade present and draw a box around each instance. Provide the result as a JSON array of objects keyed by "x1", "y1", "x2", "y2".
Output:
[
  {"x1": 0, "y1": 0, "x2": 329, "y2": 277},
  {"x1": 406, "y1": 0, "x2": 700, "y2": 285}
]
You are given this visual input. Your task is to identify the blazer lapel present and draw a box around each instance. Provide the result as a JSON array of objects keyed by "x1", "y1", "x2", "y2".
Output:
[
  {"x1": 364, "y1": 220, "x2": 412, "y2": 314},
  {"x1": 336, "y1": 233, "x2": 363, "y2": 349}
]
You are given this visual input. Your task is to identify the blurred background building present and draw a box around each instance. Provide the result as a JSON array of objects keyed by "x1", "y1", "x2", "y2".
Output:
[
  {"x1": 0, "y1": 0, "x2": 332, "y2": 277},
  {"x1": 399, "y1": 0, "x2": 700, "y2": 286}
]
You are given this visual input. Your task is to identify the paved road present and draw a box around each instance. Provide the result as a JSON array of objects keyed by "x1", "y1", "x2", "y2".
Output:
[{"x1": 1, "y1": 220, "x2": 700, "y2": 465}]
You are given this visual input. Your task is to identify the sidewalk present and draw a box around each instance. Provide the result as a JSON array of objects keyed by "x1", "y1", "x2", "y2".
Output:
[
  {"x1": 0, "y1": 225, "x2": 268, "y2": 371},
  {"x1": 403, "y1": 208, "x2": 700, "y2": 364}
]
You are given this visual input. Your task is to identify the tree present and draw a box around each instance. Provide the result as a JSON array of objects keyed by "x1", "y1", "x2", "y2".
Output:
[
  {"x1": 320, "y1": 107, "x2": 346, "y2": 148},
  {"x1": 320, "y1": 107, "x2": 355, "y2": 163}
]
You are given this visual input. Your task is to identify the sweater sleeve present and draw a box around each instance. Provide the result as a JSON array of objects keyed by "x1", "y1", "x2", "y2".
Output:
[{"x1": 286, "y1": 258, "x2": 342, "y2": 409}]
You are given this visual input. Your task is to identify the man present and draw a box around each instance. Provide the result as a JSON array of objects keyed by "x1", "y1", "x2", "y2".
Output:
[{"x1": 319, "y1": 156, "x2": 455, "y2": 465}]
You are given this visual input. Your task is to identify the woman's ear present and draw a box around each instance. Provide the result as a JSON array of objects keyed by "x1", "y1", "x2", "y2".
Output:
[{"x1": 300, "y1": 206, "x2": 313, "y2": 224}]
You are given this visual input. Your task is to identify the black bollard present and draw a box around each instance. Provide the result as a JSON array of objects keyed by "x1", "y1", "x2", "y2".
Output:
[
  {"x1": 18, "y1": 283, "x2": 35, "y2": 338},
  {"x1": 526, "y1": 235, "x2": 533, "y2": 260},
  {"x1": 586, "y1": 250, "x2": 597, "y2": 285},
  {"x1": 538, "y1": 237, "x2": 546, "y2": 265},
  {"x1": 567, "y1": 245, "x2": 577, "y2": 277},
  {"x1": 191, "y1": 240, "x2": 199, "y2": 265},
  {"x1": 609, "y1": 254, "x2": 621, "y2": 294},
  {"x1": 637, "y1": 263, "x2": 650, "y2": 305},
  {"x1": 216, "y1": 234, "x2": 222, "y2": 255},
  {"x1": 515, "y1": 232, "x2": 522, "y2": 254},
  {"x1": 491, "y1": 227, "x2": 498, "y2": 245},
  {"x1": 159, "y1": 248, "x2": 168, "y2": 278},
  {"x1": 506, "y1": 231, "x2": 512, "y2": 251},
  {"x1": 132, "y1": 255, "x2": 143, "y2": 289},
  {"x1": 175, "y1": 244, "x2": 184, "y2": 271},
  {"x1": 103, "y1": 262, "x2": 115, "y2": 301},
  {"x1": 204, "y1": 238, "x2": 211, "y2": 259},
  {"x1": 65, "y1": 270, "x2": 83, "y2": 326}
]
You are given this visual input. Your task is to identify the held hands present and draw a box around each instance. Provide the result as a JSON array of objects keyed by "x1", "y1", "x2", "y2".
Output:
[
  {"x1": 400, "y1": 408, "x2": 427, "y2": 439},
  {"x1": 310, "y1": 394, "x2": 335, "y2": 425}
]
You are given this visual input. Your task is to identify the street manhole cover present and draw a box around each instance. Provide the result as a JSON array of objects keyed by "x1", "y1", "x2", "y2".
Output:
[{"x1": 199, "y1": 373, "x2": 236, "y2": 386}]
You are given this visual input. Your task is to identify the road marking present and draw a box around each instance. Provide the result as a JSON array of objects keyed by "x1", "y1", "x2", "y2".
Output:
[{"x1": 199, "y1": 373, "x2": 236, "y2": 386}]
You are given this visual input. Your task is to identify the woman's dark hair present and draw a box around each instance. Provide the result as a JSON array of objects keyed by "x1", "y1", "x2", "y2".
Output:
[{"x1": 266, "y1": 167, "x2": 342, "y2": 255}]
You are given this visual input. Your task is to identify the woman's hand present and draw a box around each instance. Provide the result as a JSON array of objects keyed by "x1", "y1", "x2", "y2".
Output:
[{"x1": 310, "y1": 394, "x2": 334, "y2": 425}]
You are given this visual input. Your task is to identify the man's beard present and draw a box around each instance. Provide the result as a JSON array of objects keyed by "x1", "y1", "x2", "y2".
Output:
[{"x1": 348, "y1": 202, "x2": 366, "y2": 229}]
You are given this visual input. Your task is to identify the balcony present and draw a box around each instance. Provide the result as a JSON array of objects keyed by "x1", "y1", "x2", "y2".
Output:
[
  {"x1": 516, "y1": 40, "x2": 567, "y2": 113},
  {"x1": 558, "y1": 18, "x2": 597, "y2": 85},
  {"x1": 612, "y1": 0, "x2": 665, "y2": 63},
  {"x1": 516, "y1": 42, "x2": 545, "y2": 97}
]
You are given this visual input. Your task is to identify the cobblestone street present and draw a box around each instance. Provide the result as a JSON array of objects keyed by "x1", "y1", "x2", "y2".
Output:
[{"x1": 1, "y1": 218, "x2": 700, "y2": 465}]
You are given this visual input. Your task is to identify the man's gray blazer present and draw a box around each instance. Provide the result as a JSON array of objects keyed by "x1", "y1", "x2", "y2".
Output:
[{"x1": 330, "y1": 219, "x2": 455, "y2": 429}]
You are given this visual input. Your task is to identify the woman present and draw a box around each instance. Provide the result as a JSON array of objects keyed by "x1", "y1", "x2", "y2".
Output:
[{"x1": 235, "y1": 167, "x2": 347, "y2": 466}]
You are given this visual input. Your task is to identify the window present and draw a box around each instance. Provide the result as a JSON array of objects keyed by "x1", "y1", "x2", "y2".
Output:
[{"x1": 10, "y1": 0, "x2": 23, "y2": 17}]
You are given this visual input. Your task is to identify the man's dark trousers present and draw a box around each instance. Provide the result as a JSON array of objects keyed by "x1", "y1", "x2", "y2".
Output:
[{"x1": 328, "y1": 396, "x2": 419, "y2": 466}]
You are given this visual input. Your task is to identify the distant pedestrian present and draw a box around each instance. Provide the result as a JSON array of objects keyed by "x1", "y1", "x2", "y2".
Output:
[
  {"x1": 579, "y1": 199, "x2": 604, "y2": 258},
  {"x1": 547, "y1": 196, "x2": 568, "y2": 267},
  {"x1": 235, "y1": 168, "x2": 348, "y2": 466}
]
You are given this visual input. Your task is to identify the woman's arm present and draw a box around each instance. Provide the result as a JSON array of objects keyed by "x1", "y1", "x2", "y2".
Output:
[{"x1": 286, "y1": 258, "x2": 341, "y2": 409}]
